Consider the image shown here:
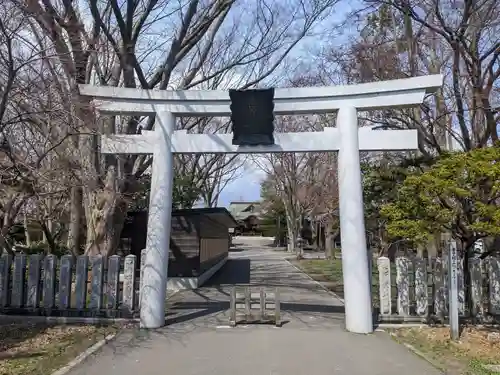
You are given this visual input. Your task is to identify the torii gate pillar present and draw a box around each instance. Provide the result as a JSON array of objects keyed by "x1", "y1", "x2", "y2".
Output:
[
  {"x1": 140, "y1": 112, "x2": 175, "y2": 329},
  {"x1": 338, "y1": 106, "x2": 371, "y2": 333}
]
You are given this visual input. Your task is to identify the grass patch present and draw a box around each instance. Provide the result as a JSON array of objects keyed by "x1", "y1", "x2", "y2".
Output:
[
  {"x1": 0, "y1": 322, "x2": 119, "y2": 375},
  {"x1": 391, "y1": 326, "x2": 500, "y2": 374},
  {"x1": 291, "y1": 258, "x2": 397, "y2": 307},
  {"x1": 292, "y1": 259, "x2": 345, "y2": 297}
]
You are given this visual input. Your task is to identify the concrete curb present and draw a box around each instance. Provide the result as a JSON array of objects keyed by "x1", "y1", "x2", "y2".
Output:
[
  {"x1": 51, "y1": 333, "x2": 116, "y2": 375},
  {"x1": 283, "y1": 257, "x2": 345, "y2": 304},
  {"x1": 0, "y1": 316, "x2": 139, "y2": 324},
  {"x1": 377, "y1": 323, "x2": 434, "y2": 329}
]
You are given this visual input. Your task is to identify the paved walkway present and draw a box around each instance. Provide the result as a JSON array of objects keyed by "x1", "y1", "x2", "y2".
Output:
[{"x1": 69, "y1": 245, "x2": 441, "y2": 375}]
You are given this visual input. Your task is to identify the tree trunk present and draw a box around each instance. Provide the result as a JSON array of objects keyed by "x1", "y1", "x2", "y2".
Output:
[
  {"x1": 286, "y1": 212, "x2": 300, "y2": 253},
  {"x1": 461, "y1": 240, "x2": 474, "y2": 321},
  {"x1": 83, "y1": 165, "x2": 128, "y2": 257},
  {"x1": 378, "y1": 226, "x2": 389, "y2": 257},
  {"x1": 85, "y1": 199, "x2": 127, "y2": 256},
  {"x1": 0, "y1": 214, "x2": 14, "y2": 254},
  {"x1": 325, "y1": 222, "x2": 334, "y2": 259},
  {"x1": 23, "y1": 209, "x2": 31, "y2": 247},
  {"x1": 283, "y1": 200, "x2": 299, "y2": 253},
  {"x1": 286, "y1": 219, "x2": 295, "y2": 253},
  {"x1": 67, "y1": 186, "x2": 82, "y2": 254},
  {"x1": 326, "y1": 224, "x2": 340, "y2": 260},
  {"x1": 84, "y1": 190, "x2": 119, "y2": 256},
  {"x1": 40, "y1": 222, "x2": 57, "y2": 254}
]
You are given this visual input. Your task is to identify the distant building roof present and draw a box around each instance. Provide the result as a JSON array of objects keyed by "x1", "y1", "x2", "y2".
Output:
[{"x1": 228, "y1": 201, "x2": 262, "y2": 221}]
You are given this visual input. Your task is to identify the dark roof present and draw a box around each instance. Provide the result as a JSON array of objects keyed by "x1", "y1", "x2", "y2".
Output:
[
  {"x1": 229, "y1": 201, "x2": 261, "y2": 205},
  {"x1": 126, "y1": 207, "x2": 238, "y2": 228},
  {"x1": 172, "y1": 207, "x2": 238, "y2": 228}
]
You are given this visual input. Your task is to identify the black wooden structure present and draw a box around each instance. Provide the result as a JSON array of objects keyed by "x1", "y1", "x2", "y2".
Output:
[{"x1": 120, "y1": 208, "x2": 237, "y2": 277}]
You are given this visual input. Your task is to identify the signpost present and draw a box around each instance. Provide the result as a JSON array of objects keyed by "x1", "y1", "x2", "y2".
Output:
[{"x1": 448, "y1": 241, "x2": 460, "y2": 340}]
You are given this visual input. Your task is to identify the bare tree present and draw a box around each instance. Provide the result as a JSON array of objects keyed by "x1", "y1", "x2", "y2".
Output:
[
  {"x1": 9, "y1": 0, "x2": 342, "y2": 256},
  {"x1": 0, "y1": 2, "x2": 69, "y2": 253},
  {"x1": 347, "y1": 0, "x2": 498, "y2": 153},
  {"x1": 256, "y1": 150, "x2": 339, "y2": 254},
  {"x1": 283, "y1": 0, "x2": 499, "y2": 254},
  {"x1": 253, "y1": 112, "x2": 338, "y2": 253}
]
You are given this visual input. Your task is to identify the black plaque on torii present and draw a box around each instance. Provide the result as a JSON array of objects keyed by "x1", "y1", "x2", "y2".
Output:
[{"x1": 229, "y1": 88, "x2": 275, "y2": 146}]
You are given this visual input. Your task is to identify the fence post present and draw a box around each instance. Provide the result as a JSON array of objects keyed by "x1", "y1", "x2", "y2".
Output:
[
  {"x1": 58, "y1": 255, "x2": 74, "y2": 309},
  {"x1": 89, "y1": 256, "x2": 104, "y2": 310},
  {"x1": 27, "y1": 254, "x2": 42, "y2": 308},
  {"x1": 448, "y1": 241, "x2": 459, "y2": 341},
  {"x1": 469, "y1": 258, "x2": 483, "y2": 319},
  {"x1": 377, "y1": 257, "x2": 391, "y2": 315},
  {"x1": 11, "y1": 254, "x2": 27, "y2": 308},
  {"x1": 396, "y1": 257, "x2": 410, "y2": 316},
  {"x1": 488, "y1": 256, "x2": 500, "y2": 315},
  {"x1": 414, "y1": 258, "x2": 428, "y2": 317},
  {"x1": 434, "y1": 256, "x2": 447, "y2": 319},
  {"x1": 43, "y1": 255, "x2": 56, "y2": 309},
  {"x1": 0, "y1": 254, "x2": 12, "y2": 308},
  {"x1": 106, "y1": 255, "x2": 120, "y2": 310},
  {"x1": 75, "y1": 256, "x2": 89, "y2": 309},
  {"x1": 123, "y1": 255, "x2": 136, "y2": 312}
]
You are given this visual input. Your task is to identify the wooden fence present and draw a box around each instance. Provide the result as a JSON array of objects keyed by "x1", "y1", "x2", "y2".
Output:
[
  {"x1": 0, "y1": 253, "x2": 139, "y2": 318},
  {"x1": 376, "y1": 255, "x2": 500, "y2": 322}
]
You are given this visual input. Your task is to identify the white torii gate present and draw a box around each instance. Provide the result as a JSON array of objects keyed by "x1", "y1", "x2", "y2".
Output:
[{"x1": 79, "y1": 75, "x2": 443, "y2": 333}]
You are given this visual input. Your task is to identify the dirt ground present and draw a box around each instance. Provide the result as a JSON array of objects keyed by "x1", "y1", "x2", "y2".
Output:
[
  {"x1": 0, "y1": 322, "x2": 118, "y2": 375},
  {"x1": 391, "y1": 326, "x2": 500, "y2": 374}
]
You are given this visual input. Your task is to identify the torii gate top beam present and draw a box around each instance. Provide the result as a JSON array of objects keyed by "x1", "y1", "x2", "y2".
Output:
[{"x1": 79, "y1": 75, "x2": 443, "y2": 116}]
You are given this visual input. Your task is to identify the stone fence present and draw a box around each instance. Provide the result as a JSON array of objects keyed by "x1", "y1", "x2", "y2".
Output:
[
  {"x1": 376, "y1": 255, "x2": 500, "y2": 322},
  {"x1": 2, "y1": 251, "x2": 500, "y2": 324},
  {"x1": 0, "y1": 253, "x2": 138, "y2": 318}
]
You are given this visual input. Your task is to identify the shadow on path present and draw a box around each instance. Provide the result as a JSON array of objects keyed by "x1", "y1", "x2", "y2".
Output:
[
  {"x1": 166, "y1": 300, "x2": 345, "y2": 326},
  {"x1": 206, "y1": 259, "x2": 251, "y2": 285},
  {"x1": 165, "y1": 251, "x2": 345, "y2": 327}
]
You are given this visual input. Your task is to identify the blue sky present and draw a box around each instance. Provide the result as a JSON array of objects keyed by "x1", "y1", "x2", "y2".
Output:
[
  {"x1": 218, "y1": 164, "x2": 265, "y2": 207},
  {"x1": 215, "y1": 1, "x2": 360, "y2": 207}
]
